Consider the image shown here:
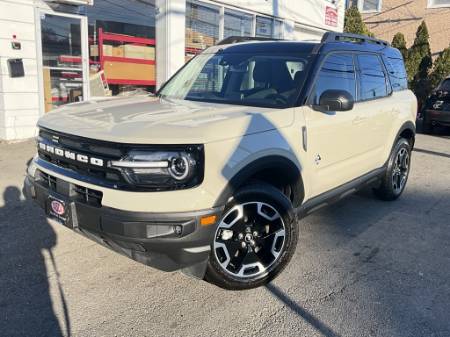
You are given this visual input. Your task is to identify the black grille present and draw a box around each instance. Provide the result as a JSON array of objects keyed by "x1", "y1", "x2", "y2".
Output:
[
  {"x1": 39, "y1": 171, "x2": 57, "y2": 191},
  {"x1": 38, "y1": 170, "x2": 103, "y2": 207},
  {"x1": 73, "y1": 184, "x2": 103, "y2": 207},
  {"x1": 37, "y1": 128, "x2": 205, "y2": 191},
  {"x1": 38, "y1": 129, "x2": 127, "y2": 187}
]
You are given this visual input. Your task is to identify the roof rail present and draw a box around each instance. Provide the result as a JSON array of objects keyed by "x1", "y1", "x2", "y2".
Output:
[
  {"x1": 217, "y1": 36, "x2": 283, "y2": 45},
  {"x1": 322, "y1": 32, "x2": 389, "y2": 46}
]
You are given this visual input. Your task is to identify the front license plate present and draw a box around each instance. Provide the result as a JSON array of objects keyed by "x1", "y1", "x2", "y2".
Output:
[{"x1": 46, "y1": 195, "x2": 72, "y2": 229}]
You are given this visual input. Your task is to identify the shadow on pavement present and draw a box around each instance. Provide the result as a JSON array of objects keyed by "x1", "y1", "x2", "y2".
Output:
[
  {"x1": 0, "y1": 186, "x2": 68, "y2": 337},
  {"x1": 266, "y1": 283, "x2": 342, "y2": 337}
]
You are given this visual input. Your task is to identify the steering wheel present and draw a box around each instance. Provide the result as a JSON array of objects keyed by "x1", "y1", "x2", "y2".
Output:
[{"x1": 265, "y1": 93, "x2": 288, "y2": 105}]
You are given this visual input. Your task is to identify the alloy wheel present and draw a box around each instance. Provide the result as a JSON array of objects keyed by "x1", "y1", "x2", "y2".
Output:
[
  {"x1": 392, "y1": 147, "x2": 409, "y2": 194},
  {"x1": 213, "y1": 202, "x2": 286, "y2": 279}
]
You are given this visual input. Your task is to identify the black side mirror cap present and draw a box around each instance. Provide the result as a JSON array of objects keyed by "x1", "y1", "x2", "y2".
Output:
[{"x1": 313, "y1": 90, "x2": 354, "y2": 112}]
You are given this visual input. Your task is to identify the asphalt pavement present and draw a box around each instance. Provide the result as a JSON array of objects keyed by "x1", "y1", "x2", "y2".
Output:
[{"x1": 0, "y1": 130, "x2": 449, "y2": 337}]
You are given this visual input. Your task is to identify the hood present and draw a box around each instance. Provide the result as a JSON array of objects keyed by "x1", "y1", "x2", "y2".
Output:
[{"x1": 37, "y1": 96, "x2": 294, "y2": 144}]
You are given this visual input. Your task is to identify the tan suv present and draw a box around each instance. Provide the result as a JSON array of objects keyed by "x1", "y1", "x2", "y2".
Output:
[{"x1": 24, "y1": 33, "x2": 417, "y2": 290}]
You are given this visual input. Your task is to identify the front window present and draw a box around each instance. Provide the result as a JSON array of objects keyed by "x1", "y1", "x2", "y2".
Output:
[
  {"x1": 312, "y1": 53, "x2": 356, "y2": 104},
  {"x1": 159, "y1": 52, "x2": 309, "y2": 108}
]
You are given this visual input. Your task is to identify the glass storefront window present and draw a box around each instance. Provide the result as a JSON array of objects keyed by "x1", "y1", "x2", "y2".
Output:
[
  {"x1": 224, "y1": 9, "x2": 253, "y2": 38},
  {"x1": 41, "y1": 13, "x2": 85, "y2": 112},
  {"x1": 186, "y1": 1, "x2": 220, "y2": 59},
  {"x1": 86, "y1": 0, "x2": 156, "y2": 96},
  {"x1": 256, "y1": 16, "x2": 273, "y2": 38},
  {"x1": 273, "y1": 20, "x2": 283, "y2": 39}
]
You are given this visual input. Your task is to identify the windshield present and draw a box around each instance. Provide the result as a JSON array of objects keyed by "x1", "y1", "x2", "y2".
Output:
[
  {"x1": 438, "y1": 79, "x2": 450, "y2": 91},
  {"x1": 159, "y1": 52, "x2": 309, "y2": 108}
]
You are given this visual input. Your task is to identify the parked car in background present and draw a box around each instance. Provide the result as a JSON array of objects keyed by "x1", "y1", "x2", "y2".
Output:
[{"x1": 422, "y1": 76, "x2": 450, "y2": 133}]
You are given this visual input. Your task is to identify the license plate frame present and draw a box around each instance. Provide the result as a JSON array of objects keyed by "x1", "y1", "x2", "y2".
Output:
[{"x1": 46, "y1": 195, "x2": 73, "y2": 229}]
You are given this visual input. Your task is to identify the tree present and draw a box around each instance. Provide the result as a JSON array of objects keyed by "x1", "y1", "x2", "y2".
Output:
[
  {"x1": 406, "y1": 21, "x2": 431, "y2": 81},
  {"x1": 391, "y1": 32, "x2": 407, "y2": 60},
  {"x1": 430, "y1": 45, "x2": 450, "y2": 88},
  {"x1": 344, "y1": 6, "x2": 373, "y2": 37},
  {"x1": 407, "y1": 21, "x2": 432, "y2": 108}
]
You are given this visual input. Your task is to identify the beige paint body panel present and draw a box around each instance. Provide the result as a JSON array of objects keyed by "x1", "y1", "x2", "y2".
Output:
[
  {"x1": 34, "y1": 89, "x2": 416, "y2": 213},
  {"x1": 37, "y1": 96, "x2": 294, "y2": 144},
  {"x1": 36, "y1": 99, "x2": 299, "y2": 212}
]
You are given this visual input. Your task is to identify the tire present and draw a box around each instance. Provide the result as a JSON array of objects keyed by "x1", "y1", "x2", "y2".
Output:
[
  {"x1": 374, "y1": 138, "x2": 412, "y2": 201},
  {"x1": 205, "y1": 183, "x2": 298, "y2": 290}
]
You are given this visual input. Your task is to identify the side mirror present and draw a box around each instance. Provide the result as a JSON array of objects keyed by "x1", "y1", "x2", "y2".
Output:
[{"x1": 313, "y1": 90, "x2": 354, "y2": 112}]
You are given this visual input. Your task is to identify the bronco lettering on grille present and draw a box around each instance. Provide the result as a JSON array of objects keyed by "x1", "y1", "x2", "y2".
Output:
[{"x1": 38, "y1": 142, "x2": 104, "y2": 167}]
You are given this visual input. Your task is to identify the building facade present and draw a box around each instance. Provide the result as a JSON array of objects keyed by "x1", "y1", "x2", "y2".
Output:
[
  {"x1": 349, "y1": 0, "x2": 450, "y2": 55},
  {"x1": 0, "y1": 0, "x2": 345, "y2": 141}
]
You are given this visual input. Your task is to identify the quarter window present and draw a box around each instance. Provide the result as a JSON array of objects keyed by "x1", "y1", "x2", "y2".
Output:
[
  {"x1": 383, "y1": 56, "x2": 407, "y2": 91},
  {"x1": 312, "y1": 53, "x2": 356, "y2": 105},
  {"x1": 357, "y1": 54, "x2": 388, "y2": 100}
]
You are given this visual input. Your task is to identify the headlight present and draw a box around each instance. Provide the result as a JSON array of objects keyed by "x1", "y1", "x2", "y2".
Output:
[{"x1": 108, "y1": 146, "x2": 204, "y2": 190}]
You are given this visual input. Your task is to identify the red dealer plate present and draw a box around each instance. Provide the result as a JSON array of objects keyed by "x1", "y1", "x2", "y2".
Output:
[{"x1": 46, "y1": 195, "x2": 72, "y2": 229}]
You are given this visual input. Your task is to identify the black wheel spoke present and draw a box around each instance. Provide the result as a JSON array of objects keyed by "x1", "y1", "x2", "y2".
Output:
[{"x1": 213, "y1": 201, "x2": 286, "y2": 278}]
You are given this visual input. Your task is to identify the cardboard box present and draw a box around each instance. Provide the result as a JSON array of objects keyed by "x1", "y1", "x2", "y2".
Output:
[
  {"x1": 123, "y1": 45, "x2": 155, "y2": 60},
  {"x1": 112, "y1": 46, "x2": 124, "y2": 57},
  {"x1": 43, "y1": 68, "x2": 53, "y2": 112},
  {"x1": 104, "y1": 61, "x2": 155, "y2": 81},
  {"x1": 102, "y1": 45, "x2": 113, "y2": 57},
  {"x1": 90, "y1": 44, "x2": 99, "y2": 57}
]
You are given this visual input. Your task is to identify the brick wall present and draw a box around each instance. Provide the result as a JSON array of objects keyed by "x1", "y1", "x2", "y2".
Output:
[{"x1": 361, "y1": 0, "x2": 450, "y2": 56}]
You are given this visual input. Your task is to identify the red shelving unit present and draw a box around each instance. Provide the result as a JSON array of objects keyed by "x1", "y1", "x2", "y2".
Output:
[{"x1": 98, "y1": 28, "x2": 156, "y2": 86}]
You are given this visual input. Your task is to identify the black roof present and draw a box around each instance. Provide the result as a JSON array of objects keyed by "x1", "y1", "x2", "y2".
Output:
[{"x1": 207, "y1": 33, "x2": 402, "y2": 59}]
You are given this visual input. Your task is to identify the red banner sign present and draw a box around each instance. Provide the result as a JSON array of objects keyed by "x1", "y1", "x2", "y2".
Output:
[{"x1": 325, "y1": 6, "x2": 338, "y2": 27}]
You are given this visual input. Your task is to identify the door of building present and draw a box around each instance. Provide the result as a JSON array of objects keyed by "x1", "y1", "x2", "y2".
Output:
[{"x1": 38, "y1": 11, "x2": 89, "y2": 112}]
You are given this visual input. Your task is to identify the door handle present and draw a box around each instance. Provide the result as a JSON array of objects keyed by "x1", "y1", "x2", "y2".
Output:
[{"x1": 352, "y1": 116, "x2": 368, "y2": 125}]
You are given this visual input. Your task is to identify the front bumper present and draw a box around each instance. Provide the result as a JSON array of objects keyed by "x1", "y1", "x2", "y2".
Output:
[
  {"x1": 425, "y1": 109, "x2": 450, "y2": 125},
  {"x1": 24, "y1": 169, "x2": 223, "y2": 278}
]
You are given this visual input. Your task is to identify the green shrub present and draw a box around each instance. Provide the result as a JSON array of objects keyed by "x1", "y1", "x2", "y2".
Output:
[
  {"x1": 392, "y1": 32, "x2": 407, "y2": 60},
  {"x1": 430, "y1": 46, "x2": 450, "y2": 88},
  {"x1": 344, "y1": 6, "x2": 373, "y2": 36},
  {"x1": 407, "y1": 21, "x2": 432, "y2": 107}
]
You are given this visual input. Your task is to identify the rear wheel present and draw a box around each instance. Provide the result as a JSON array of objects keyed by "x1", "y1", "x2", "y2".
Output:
[
  {"x1": 205, "y1": 183, "x2": 298, "y2": 290},
  {"x1": 374, "y1": 138, "x2": 411, "y2": 201}
]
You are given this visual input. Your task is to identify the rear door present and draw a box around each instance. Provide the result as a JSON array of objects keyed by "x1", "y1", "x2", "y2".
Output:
[{"x1": 353, "y1": 53, "x2": 393, "y2": 168}]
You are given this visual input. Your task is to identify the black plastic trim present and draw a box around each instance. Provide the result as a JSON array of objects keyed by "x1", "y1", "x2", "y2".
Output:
[
  {"x1": 24, "y1": 175, "x2": 223, "y2": 275},
  {"x1": 297, "y1": 167, "x2": 385, "y2": 218},
  {"x1": 214, "y1": 155, "x2": 304, "y2": 208}
]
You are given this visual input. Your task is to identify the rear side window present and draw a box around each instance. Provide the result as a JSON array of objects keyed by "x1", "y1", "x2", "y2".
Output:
[
  {"x1": 312, "y1": 53, "x2": 357, "y2": 104},
  {"x1": 383, "y1": 56, "x2": 408, "y2": 91},
  {"x1": 357, "y1": 54, "x2": 389, "y2": 101}
]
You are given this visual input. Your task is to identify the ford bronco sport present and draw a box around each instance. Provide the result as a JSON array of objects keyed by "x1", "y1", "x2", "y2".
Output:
[{"x1": 24, "y1": 33, "x2": 417, "y2": 290}]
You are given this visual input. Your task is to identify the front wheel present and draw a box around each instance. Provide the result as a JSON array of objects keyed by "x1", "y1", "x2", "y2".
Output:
[
  {"x1": 374, "y1": 138, "x2": 411, "y2": 201},
  {"x1": 205, "y1": 183, "x2": 298, "y2": 290}
]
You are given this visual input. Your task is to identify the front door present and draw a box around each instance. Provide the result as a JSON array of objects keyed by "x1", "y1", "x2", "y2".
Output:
[
  {"x1": 304, "y1": 53, "x2": 371, "y2": 197},
  {"x1": 39, "y1": 11, "x2": 89, "y2": 112}
]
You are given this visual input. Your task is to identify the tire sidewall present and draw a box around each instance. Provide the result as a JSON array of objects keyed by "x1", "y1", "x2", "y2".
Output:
[
  {"x1": 206, "y1": 183, "x2": 298, "y2": 290},
  {"x1": 386, "y1": 138, "x2": 412, "y2": 198}
]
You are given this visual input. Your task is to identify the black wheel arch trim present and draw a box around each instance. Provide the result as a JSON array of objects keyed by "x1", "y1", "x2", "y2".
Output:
[
  {"x1": 213, "y1": 155, "x2": 304, "y2": 208},
  {"x1": 396, "y1": 121, "x2": 416, "y2": 148}
]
